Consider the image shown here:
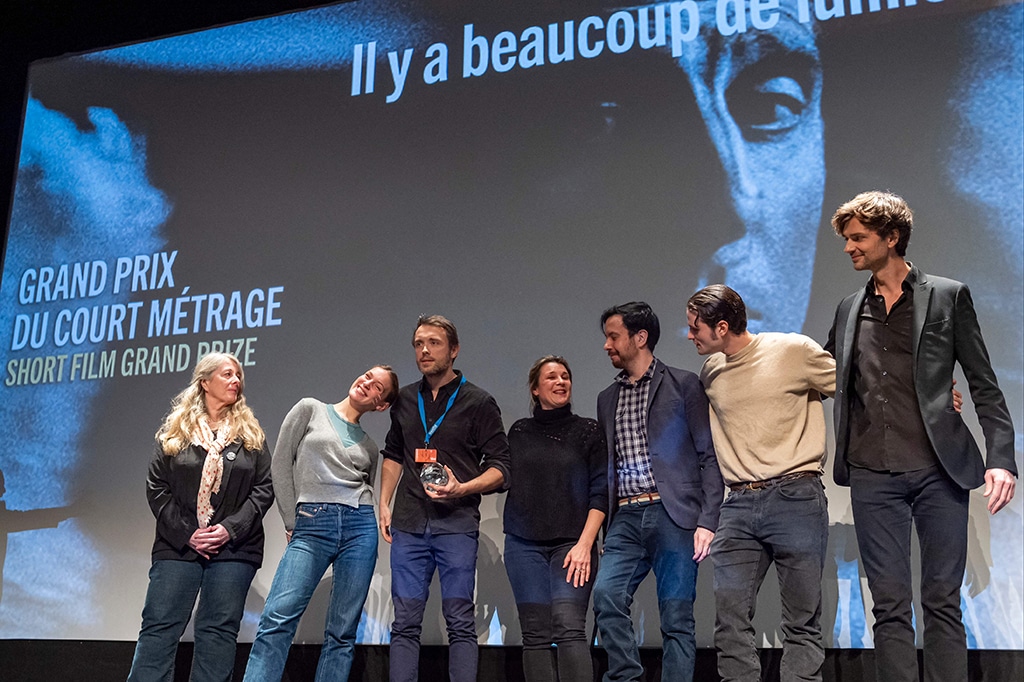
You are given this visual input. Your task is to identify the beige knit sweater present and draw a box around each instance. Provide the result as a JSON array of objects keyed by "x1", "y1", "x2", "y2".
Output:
[{"x1": 700, "y1": 333, "x2": 836, "y2": 486}]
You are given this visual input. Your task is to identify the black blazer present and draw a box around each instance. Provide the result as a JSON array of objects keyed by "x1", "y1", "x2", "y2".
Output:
[
  {"x1": 827, "y1": 267, "x2": 1016, "y2": 489},
  {"x1": 597, "y1": 359, "x2": 723, "y2": 531},
  {"x1": 146, "y1": 438, "x2": 274, "y2": 566}
]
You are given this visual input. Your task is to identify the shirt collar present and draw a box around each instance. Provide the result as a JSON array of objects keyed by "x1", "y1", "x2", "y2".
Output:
[
  {"x1": 866, "y1": 262, "x2": 919, "y2": 296},
  {"x1": 614, "y1": 357, "x2": 657, "y2": 387},
  {"x1": 418, "y1": 369, "x2": 463, "y2": 397}
]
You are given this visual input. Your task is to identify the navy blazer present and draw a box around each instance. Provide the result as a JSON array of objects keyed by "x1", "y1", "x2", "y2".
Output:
[
  {"x1": 597, "y1": 359, "x2": 723, "y2": 531},
  {"x1": 827, "y1": 267, "x2": 1016, "y2": 489}
]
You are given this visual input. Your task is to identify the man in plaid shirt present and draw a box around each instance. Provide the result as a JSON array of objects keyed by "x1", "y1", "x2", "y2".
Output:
[{"x1": 594, "y1": 301, "x2": 723, "y2": 681}]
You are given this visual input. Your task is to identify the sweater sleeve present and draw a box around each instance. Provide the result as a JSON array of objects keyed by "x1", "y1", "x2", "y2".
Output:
[
  {"x1": 800, "y1": 335, "x2": 837, "y2": 398},
  {"x1": 272, "y1": 398, "x2": 315, "y2": 531},
  {"x1": 364, "y1": 436, "x2": 381, "y2": 504}
]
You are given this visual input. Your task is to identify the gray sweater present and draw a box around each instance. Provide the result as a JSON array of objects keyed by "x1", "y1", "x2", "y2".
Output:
[{"x1": 272, "y1": 398, "x2": 379, "y2": 530}]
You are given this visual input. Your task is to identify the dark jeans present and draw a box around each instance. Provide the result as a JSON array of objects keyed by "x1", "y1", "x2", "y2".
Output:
[
  {"x1": 504, "y1": 533, "x2": 596, "y2": 682},
  {"x1": 389, "y1": 528, "x2": 478, "y2": 682},
  {"x1": 127, "y1": 559, "x2": 257, "y2": 682},
  {"x1": 243, "y1": 503, "x2": 378, "y2": 682},
  {"x1": 850, "y1": 465, "x2": 970, "y2": 682},
  {"x1": 712, "y1": 475, "x2": 828, "y2": 682},
  {"x1": 592, "y1": 500, "x2": 698, "y2": 682}
]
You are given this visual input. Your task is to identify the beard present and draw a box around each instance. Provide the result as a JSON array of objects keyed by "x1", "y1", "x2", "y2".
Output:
[{"x1": 420, "y1": 356, "x2": 453, "y2": 377}]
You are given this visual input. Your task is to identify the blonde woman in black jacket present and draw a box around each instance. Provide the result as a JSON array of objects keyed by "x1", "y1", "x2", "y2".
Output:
[{"x1": 127, "y1": 352, "x2": 273, "y2": 682}]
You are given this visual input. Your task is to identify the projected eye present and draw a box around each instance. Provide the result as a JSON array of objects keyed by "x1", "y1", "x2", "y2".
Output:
[{"x1": 726, "y1": 57, "x2": 817, "y2": 143}]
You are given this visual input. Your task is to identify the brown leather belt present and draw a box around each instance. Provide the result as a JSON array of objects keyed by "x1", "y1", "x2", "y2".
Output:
[
  {"x1": 618, "y1": 492, "x2": 661, "y2": 507},
  {"x1": 729, "y1": 471, "x2": 819, "y2": 492}
]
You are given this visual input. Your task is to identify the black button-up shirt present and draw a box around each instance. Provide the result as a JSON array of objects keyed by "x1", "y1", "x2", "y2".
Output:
[
  {"x1": 381, "y1": 370, "x2": 511, "y2": 534},
  {"x1": 848, "y1": 267, "x2": 937, "y2": 472}
]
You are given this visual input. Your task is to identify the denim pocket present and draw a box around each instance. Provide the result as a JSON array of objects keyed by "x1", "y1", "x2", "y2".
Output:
[
  {"x1": 296, "y1": 503, "x2": 323, "y2": 518},
  {"x1": 775, "y1": 477, "x2": 822, "y2": 501}
]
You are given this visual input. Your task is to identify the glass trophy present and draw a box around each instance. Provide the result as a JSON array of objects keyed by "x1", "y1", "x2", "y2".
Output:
[{"x1": 420, "y1": 462, "x2": 449, "y2": 487}]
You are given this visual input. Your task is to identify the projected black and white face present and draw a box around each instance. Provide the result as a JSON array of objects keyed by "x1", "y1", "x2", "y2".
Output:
[
  {"x1": 492, "y1": 2, "x2": 823, "y2": 333},
  {"x1": 673, "y1": 7, "x2": 823, "y2": 332}
]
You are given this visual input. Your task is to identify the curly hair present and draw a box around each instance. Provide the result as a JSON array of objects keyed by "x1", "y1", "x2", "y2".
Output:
[
  {"x1": 831, "y1": 190, "x2": 913, "y2": 257},
  {"x1": 156, "y1": 352, "x2": 265, "y2": 455}
]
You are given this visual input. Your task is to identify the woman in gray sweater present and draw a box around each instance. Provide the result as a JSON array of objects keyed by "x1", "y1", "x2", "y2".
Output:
[{"x1": 243, "y1": 365, "x2": 398, "y2": 682}]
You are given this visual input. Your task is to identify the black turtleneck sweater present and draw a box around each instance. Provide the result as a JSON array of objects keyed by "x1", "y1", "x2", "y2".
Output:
[{"x1": 503, "y1": 404, "x2": 608, "y2": 542}]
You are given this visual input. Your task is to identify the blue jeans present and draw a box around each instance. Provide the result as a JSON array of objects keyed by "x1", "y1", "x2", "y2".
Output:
[
  {"x1": 389, "y1": 529, "x2": 478, "y2": 682},
  {"x1": 850, "y1": 465, "x2": 969, "y2": 682},
  {"x1": 127, "y1": 558, "x2": 257, "y2": 682},
  {"x1": 592, "y1": 500, "x2": 698, "y2": 682},
  {"x1": 243, "y1": 503, "x2": 378, "y2": 682},
  {"x1": 712, "y1": 475, "x2": 828, "y2": 682},
  {"x1": 504, "y1": 533, "x2": 596, "y2": 682}
]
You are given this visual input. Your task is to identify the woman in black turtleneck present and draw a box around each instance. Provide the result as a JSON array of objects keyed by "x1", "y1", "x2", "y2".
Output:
[{"x1": 503, "y1": 355, "x2": 608, "y2": 682}]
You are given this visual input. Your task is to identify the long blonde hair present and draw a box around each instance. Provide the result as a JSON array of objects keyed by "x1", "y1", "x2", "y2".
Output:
[{"x1": 157, "y1": 352, "x2": 265, "y2": 455}]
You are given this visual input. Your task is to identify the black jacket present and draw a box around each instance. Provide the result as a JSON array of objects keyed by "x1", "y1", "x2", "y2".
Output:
[
  {"x1": 146, "y1": 438, "x2": 273, "y2": 566},
  {"x1": 827, "y1": 266, "x2": 1016, "y2": 488}
]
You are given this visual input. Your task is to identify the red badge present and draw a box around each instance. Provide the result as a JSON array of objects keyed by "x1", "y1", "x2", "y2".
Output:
[{"x1": 415, "y1": 448, "x2": 438, "y2": 463}]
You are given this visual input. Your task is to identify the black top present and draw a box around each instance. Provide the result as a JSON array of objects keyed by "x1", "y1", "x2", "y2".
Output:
[
  {"x1": 849, "y1": 267, "x2": 937, "y2": 472},
  {"x1": 146, "y1": 438, "x2": 273, "y2": 567},
  {"x1": 382, "y1": 371, "x2": 512, "y2": 534},
  {"x1": 503, "y1": 404, "x2": 608, "y2": 542}
]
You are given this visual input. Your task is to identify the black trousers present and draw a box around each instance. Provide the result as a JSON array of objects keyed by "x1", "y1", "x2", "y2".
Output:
[{"x1": 850, "y1": 465, "x2": 970, "y2": 682}]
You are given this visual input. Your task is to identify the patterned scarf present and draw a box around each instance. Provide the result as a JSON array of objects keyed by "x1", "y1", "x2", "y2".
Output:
[{"x1": 193, "y1": 414, "x2": 233, "y2": 528}]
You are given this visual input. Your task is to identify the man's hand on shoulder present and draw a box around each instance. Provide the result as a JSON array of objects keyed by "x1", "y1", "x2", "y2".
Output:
[{"x1": 984, "y1": 468, "x2": 1016, "y2": 515}]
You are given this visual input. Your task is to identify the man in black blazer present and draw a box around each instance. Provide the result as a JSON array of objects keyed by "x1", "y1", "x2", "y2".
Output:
[
  {"x1": 592, "y1": 301, "x2": 722, "y2": 682},
  {"x1": 826, "y1": 191, "x2": 1016, "y2": 682}
]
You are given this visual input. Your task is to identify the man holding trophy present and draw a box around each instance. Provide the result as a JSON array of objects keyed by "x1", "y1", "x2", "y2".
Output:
[{"x1": 378, "y1": 314, "x2": 512, "y2": 682}]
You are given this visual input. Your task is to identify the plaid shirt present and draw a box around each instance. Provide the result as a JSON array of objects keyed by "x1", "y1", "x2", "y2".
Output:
[{"x1": 613, "y1": 358, "x2": 657, "y2": 497}]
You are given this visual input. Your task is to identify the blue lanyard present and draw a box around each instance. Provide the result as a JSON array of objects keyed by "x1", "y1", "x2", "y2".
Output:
[{"x1": 418, "y1": 375, "x2": 466, "y2": 446}]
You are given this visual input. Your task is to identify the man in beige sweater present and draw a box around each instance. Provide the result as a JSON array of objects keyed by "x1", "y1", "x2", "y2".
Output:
[{"x1": 685, "y1": 284, "x2": 835, "y2": 682}]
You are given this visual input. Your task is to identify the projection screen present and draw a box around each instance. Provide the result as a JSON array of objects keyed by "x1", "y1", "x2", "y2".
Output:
[{"x1": 1, "y1": 0, "x2": 1021, "y2": 650}]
